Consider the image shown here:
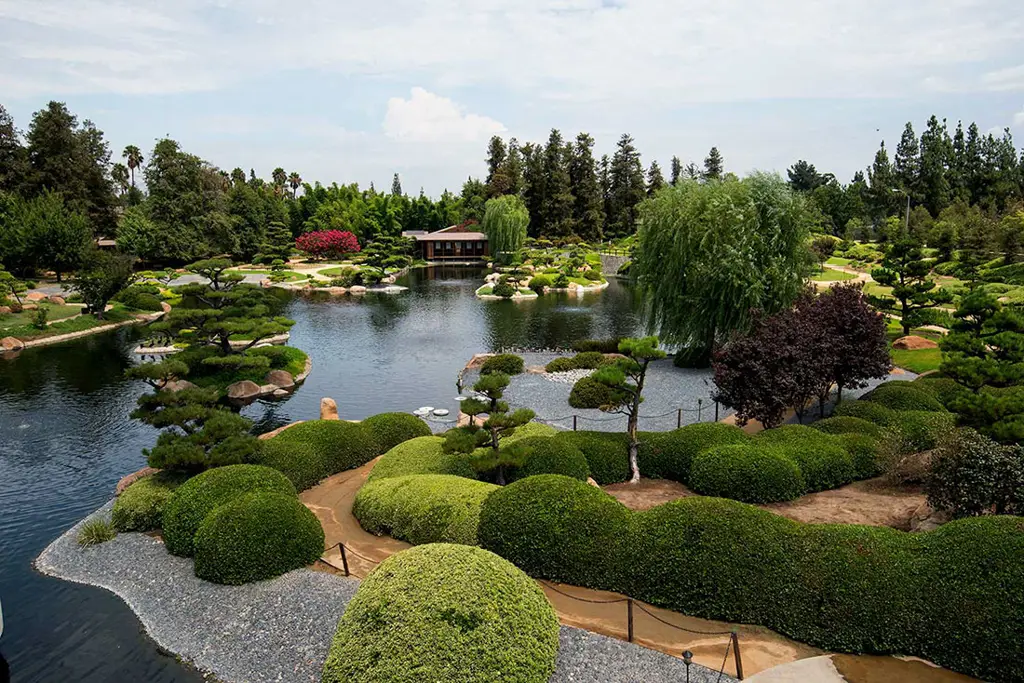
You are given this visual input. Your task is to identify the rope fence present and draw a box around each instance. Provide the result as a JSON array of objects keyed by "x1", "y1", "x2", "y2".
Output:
[{"x1": 318, "y1": 542, "x2": 743, "y2": 680}]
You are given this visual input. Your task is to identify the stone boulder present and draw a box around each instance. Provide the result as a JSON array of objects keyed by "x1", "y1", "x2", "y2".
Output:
[
  {"x1": 164, "y1": 380, "x2": 197, "y2": 393},
  {"x1": 21, "y1": 303, "x2": 38, "y2": 311},
  {"x1": 909, "y1": 501, "x2": 952, "y2": 532},
  {"x1": 0, "y1": 306, "x2": 11, "y2": 315},
  {"x1": 25, "y1": 291, "x2": 47, "y2": 302},
  {"x1": 226, "y1": 380, "x2": 261, "y2": 401},
  {"x1": 48, "y1": 295, "x2": 66, "y2": 305},
  {"x1": 349, "y1": 285, "x2": 367, "y2": 295},
  {"x1": 116, "y1": 467, "x2": 160, "y2": 495},
  {"x1": 1, "y1": 336, "x2": 25, "y2": 352},
  {"x1": 259, "y1": 384, "x2": 278, "y2": 396},
  {"x1": 265, "y1": 369, "x2": 295, "y2": 389},
  {"x1": 892, "y1": 335, "x2": 939, "y2": 350},
  {"x1": 320, "y1": 397, "x2": 340, "y2": 420},
  {"x1": 272, "y1": 388, "x2": 290, "y2": 398}
]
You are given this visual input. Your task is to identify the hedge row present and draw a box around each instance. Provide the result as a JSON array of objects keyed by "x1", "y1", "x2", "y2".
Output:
[
  {"x1": 507, "y1": 436, "x2": 589, "y2": 483},
  {"x1": 476, "y1": 475, "x2": 1024, "y2": 683},
  {"x1": 544, "y1": 351, "x2": 609, "y2": 373},
  {"x1": 368, "y1": 436, "x2": 478, "y2": 482},
  {"x1": 252, "y1": 420, "x2": 381, "y2": 491},
  {"x1": 322, "y1": 544, "x2": 560, "y2": 683}
]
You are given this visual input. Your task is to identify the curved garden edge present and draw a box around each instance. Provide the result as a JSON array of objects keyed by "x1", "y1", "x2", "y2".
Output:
[
  {"x1": 3, "y1": 308, "x2": 167, "y2": 353},
  {"x1": 35, "y1": 500, "x2": 735, "y2": 683}
]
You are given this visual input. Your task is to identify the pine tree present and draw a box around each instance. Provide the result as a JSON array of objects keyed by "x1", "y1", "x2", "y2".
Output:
[
  {"x1": 0, "y1": 104, "x2": 28, "y2": 193},
  {"x1": 607, "y1": 134, "x2": 645, "y2": 236},
  {"x1": 684, "y1": 162, "x2": 701, "y2": 181},
  {"x1": 522, "y1": 143, "x2": 546, "y2": 237},
  {"x1": 949, "y1": 121, "x2": 970, "y2": 204},
  {"x1": 599, "y1": 154, "x2": 611, "y2": 237},
  {"x1": 919, "y1": 116, "x2": 952, "y2": 216},
  {"x1": 965, "y1": 122, "x2": 984, "y2": 205},
  {"x1": 541, "y1": 129, "x2": 574, "y2": 237},
  {"x1": 787, "y1": 160, "x2": 824, "y2": 192},
  {"x1": 485, "y1": 136, "x2": 508, "y2": 197},
  {"x1": 894, "y1": 122, "x2": 922, "y2": 203},
  {"x1": 646, "y1": 160, "x2": 666, "y2": 196},
  {"x1": 702, "y1": 147, "x2": 724, "y2": 181},
  {"x1": 670, "y1": 156, "x2": 682, "y2": 185},
  {"x1": 568, "y1": 133, "x2": 605, "y2": 242},
  {"x1": 866, "y1": 141, "x2": 899, "y2": 222},
  {"x1": 497, "y1": 138, "x2": 524, "y2": 197},
  {"x1": 391, "y1": 173, "x2": 403, "y2": 196}
]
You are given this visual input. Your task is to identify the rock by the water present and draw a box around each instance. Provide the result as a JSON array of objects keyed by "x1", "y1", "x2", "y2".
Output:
[
  {"x1": 432, "y1": 408, "x2": 450, "y2": 416},
  {"x1": 265, "y1": 369, "x2": 295, "y2": 389},
  {"x1": 21, "y1": 303, "x2": 38, "y2": 310},
  {"x1": 0, "y1": 306, "x2": 11, "y2": 314},
  {"x1": 163, "y1": 380, "x2": 197, "y2": 393},
  {"x1": 320, "y1": 397, "x2": 339, "y2": 420},
  {"x1": 25, "y1": 291, "x2": 47, "y2": 302},
  {"x1": 349, "y1": 285, "x2": 367, "y2": 294},
  {"x1": 272, "y1": 389, "x2": 289, "y2": 397},
  {"x1": 1, "y1": 336, "x2": 25, "y2": 352},
  {"x1": 226, "y1": 380, "x2": 261, "y2": 401},
  {"x1": 259, "y1": 384, "x2": 278, "y2": 395},
  {"x1": 48, "y1": 295, "x2": 66, "y2": 305},
  {"x1": 892, "y1": 335, "x2": 939, "y2": 350}
]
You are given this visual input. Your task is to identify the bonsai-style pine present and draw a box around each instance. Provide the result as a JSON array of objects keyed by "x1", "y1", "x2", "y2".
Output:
[
  {"x1": 870, "y1": 239, "x2": 953, "y2": 335},
  {"x1": 359, "y1": 235, "x2": 413, "y2": 283}
]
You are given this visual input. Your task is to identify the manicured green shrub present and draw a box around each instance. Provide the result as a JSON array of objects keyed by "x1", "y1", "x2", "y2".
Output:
[
  {"x1": 690, "y1": 444, "x2": 806, "y2": 503},
  {"x1": 193, "y1": 492, "x2": 324, "y2": 585},
  {"x1": 115, "y1": 285, "x2": 164, "y2": 311},
  {"x1": 811, "y1": 416, "x2": 884, "y2": 439},
  {"x1": 757, "y1": 426, "x2": 856, "y2": 491},
  {"x1": 553, "y1": 431, "x2": 630, "y2": 484},
  {"x1": 912, "y1": 376, "x2": 968, "y2": 408},
  {"x1": 552, "y1": 273, "x2": 569, "y2": 288},
  {"x1": 480, "y1": 353, "x2": 524, "y2": 376},
  {"x1": 583, "y1": 269, "x2": 603, "y2": 281},
  {"x1": 572, "y1": 351, "x2": 607, "y2": 369},
  {"x1": 112, "y1": 471, "x2": 190, "y2": 532},
  {"x1": 572, "y1": 338, "x2": 622, "y2": 353},
  {"x1": 861, "y1": 382, "x2": 946, "y2": 413},
  {"x1": 507, "y1": 436, "x2": 589, "y2": 482},
  {"x1": 833, "y1": 400, "x2": 899, "y2": 426},
  {"x1": 322, "y1": 543, "x2": 560, "y2": 683},
  {"x1": 568, "y1": 375, "x2": 614, "y2": 409},
  {"x1": 492, "y1": 282, "x2": 515, "y2": 298},
  {"x1": 544, "y1": 356, "x2": 577, "y2": 373},
  {"x1": 162, "y1": 464, "x2": 295, "y2": 557},
  {"x1": 639, "y1": 423, "x2": 750, "y2": 482},
  {"x1": 361, "y1": 412, "x2": 431, "y2": 453},
  {"x1": 367, "y1": 436, "x2": 477, "y2": 482},
  {"x1": 478, "y1": 475, "x2": 630, "y2": 588},
  {"x1": 502, "y1": 421, "x2": 557, "y2": 443},
  {"x1": 895, "y1": 410, "x2": 957, "y2": 452},
  {"x1": 927, "y1": 427, "x2": 1024, "y2": 518},
  {"x1": 528, "y1": 274, "x2": 552, "y2": 293},
  {"x1": 354, "y1": 475, "x2": 499, "y2": 546},
  {"x1": 837, "y1": 433, "x2": 884, "y2": 479},
  {"x1": 251, "y1": 420, "x2": 379, "y2": 491}
]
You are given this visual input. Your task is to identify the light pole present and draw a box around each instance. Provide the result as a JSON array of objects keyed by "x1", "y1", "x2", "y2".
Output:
[
  {"x1": 682, "y1": 650, "x2": 693, "y2": 683},
  {"x1": 891, "y1": 188, "x2": 910, "y2": 235}
]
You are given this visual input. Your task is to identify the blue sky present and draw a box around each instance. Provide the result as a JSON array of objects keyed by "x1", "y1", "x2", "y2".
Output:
[{"x1": 1, "y1": 0, "x2": 1023, "y2": 195}]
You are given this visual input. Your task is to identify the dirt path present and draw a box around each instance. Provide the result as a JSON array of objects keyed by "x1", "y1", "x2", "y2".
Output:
[
  {"x1": 604, "y1": 478, "x2": 927, "y2": 529},
  {"x1": 300, "y1": 460, "x2": 821, "y2": 677}
]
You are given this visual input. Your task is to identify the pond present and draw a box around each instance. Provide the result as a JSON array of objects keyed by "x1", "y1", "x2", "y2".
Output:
[{"x1": 0, "y1": 266, "x2": 645, "y2": 682}]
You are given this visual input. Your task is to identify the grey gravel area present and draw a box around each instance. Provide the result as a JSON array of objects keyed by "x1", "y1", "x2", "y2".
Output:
[{"x1": 38, "y1": 501, "x2": 733, "y2": 683}]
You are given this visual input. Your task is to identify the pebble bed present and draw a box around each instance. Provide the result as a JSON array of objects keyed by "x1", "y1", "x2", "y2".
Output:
[{"x1": 38, "y1": 502, "x2": 733, "y2": 683}]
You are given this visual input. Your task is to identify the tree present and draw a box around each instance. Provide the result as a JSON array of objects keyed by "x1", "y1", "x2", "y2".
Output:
[
  {"x1": 540, "y1": 129, "x2": 574, "y2": 237},
  {"x1": 568, "y1": 133, "x2": 604, "y2": 242},
  {"x1": 919, "y1": 116, "x2": 952, "y2": 216},
  {"x1": 391, "y1": 173, "x2": 403, "y2": 196},
  {"x1": 646, "y1": 160, "x2": 665, "y2": 196},
  {"x1": 702, "y1": 147, "x2": 724, "y2": 181},
  {"x1": 0, "y1": 104, "x2": 28, "y2": 193},
  {"x1": 870, "y1": 239, "x2": 953, "y2": 335},
  {"x1": 894, "y1": 122, "x2": 922, "y2": 203},
  {"x1": 123, "y1": 145, "x2": 143, "y2": 187},
  {"x1": 787, "y1": 160, "x2": 824, "y2": 192},
  {"x1": 0, "y1": 264, "x2": 27, "y2": 306},
  {"x1": 24, "y1": 191, "x2": 93, "y2": 281},
  {"x1": 482, "y1": 195, "x2": 529, "y2": 265},
  {"x1": 485, "y1": 136, "x2": 510, "y2": 197},
  {"x1": 288, "y1": 172, "x2": 302, "y2": 199},
  {"x1": 633, "y1": 173, "x2": 812, "y2": 366},
  {"x1": 71, "y1": 250, "x2": 136, "y2": 318},
  {"x1": 997, "y1": 211, "x2": 1024, "y2": 264},
  {"x1": 669, "y1": 156, "x2": 682, "y2": 186},
  {"x1": 443, "y1": 365, "x2": 534, "y2": 485},
  {"x1": 606, "y1": 134, "x2": 645, "y2": 236},
  {"x1": 116, "y1": 206, "x2": 164, "y2": 262},
  {"x1": 585, "y1": 337, "x2": 666, "y2": 483},
  {"x1": 521, "y1": 143, "x2": 546, "y2": 237},
  {"x1": 866, "y1": 141, "x2": 899, "y2": 221},
  {"x1": 254, "y1": 221, "x2": 294, "y2": 265},
  {"x1": 295, "y1": 230, "x2": 359, "y2": 260},
  {"x1": 360, "y1": 235, "x2": 413, "y2": 281},
  {"x1": 460, "y1": 177, "x2": 488, "y2": 223},
  {"x1": 272, "y1": 167, "x2": 287, "y2": 195},
  {"x1": 111, "y1": 163, "x2": 130, "y2": 196},
  {"x1": 927, "y1": 428, "x2": 1024, "y2": 518}
]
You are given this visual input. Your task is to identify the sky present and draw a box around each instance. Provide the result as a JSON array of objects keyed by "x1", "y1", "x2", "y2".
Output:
[{"x1": 1, "y1": 0, "x2": 1023, "y2": 195}]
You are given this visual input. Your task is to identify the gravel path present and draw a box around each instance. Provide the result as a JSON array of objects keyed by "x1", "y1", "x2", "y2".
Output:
[{"x1": 37, "y1": 503, "x2": 733, "y2": 683}]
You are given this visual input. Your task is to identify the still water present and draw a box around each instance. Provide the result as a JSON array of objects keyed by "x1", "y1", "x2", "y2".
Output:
[{"x1": 0, "y1": 267, "x2": 641, "y2": 682}]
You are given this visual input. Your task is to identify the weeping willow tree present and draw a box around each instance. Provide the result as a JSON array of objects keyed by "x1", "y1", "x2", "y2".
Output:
[
  {"x1": 633, "y1": 173, "x2": 813, "y2": 366},
  {"x1": 482, "y1": 195, "x2": 529, "y2": 265}
]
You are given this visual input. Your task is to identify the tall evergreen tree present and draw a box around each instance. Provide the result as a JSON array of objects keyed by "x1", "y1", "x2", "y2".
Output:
[
  {"x1": 485, "y1": 136, "x2": 508, "y2": 197},
  {"x1": 702, "y1": 146, "x2": 724, "y2": 181},
  {"x1": 607, "y1": 134, "x2": 645, "y2": 236},
  {"x1": 670, "y1": 156, "x2": 682, "y2": 186},
  {"x1": 894, "y1": 122, "x2": 922, "y2": 203},
  {"x1": 964, "y1": 122, "x2": 985, "y2": 205},
  {"x1": 787, "y1": 160, "x2": 824, "y2": 192},
  {"x1": 919, "y1": 115, "x2": 952, "y2": 216},
  {"x1": 521, "y1": 143, "x2": 546, "y2": 237},
  {"x1": 949, "y1": 121, "x2": 969, "y2": 204},
  {"x1": 391, "y1": 173, "x2": 403, "y2": 196},
  {"x1": 866, "y1": 141, "x2": 898, "y2": 221},
  {"x1": 646, "y1": 160, "x2": 666, "y2": 196},
  {"x1": 540, "y1": 129, "x2": 574, "y2": 237},
  {"x1": 568, "y1": 133, "x2": 605, "y2": 242},
  {"x1": 0, "y1": 104, "x2": 27, "y2": 193},
  {"x1": 599, "y1": 154, "x2": 612, "y2": 237},
  {"x1": 497, "y1": 138, "x2": 525, "y2": 197}
]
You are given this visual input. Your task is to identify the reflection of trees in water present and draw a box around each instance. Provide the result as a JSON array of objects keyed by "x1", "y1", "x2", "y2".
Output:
[
  {"x1": 0, "y1": 328, "x2": 136, "y2": 396},
  {"x1": 366, "y1": 293, "x2": 412, "y2": 333}
]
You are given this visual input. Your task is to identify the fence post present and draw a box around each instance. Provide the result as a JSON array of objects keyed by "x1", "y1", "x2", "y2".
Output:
[
  {"x1": 715, "y1": 400, "x2": 720, "y2": 421},
  {"x1": 627, "y1": 599, "x2": 634, "y2": 643},
  {"x1": 677, "y1": 408, "x2": 682, "y2": 429},
  {"x1": 573, "y1": 415, "x2": 578, "y2": 432},
  {"x1": 340, "y1": 543, "x2": 350, "y2": 577},
  {"x1": 731, "y1": 631, "x2": 744, "y2": 680},
  {"x1": 697, "y1": 399, "x2": 703, "y2": 422}
]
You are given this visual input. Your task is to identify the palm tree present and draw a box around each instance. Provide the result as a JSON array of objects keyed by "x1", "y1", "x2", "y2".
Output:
[
  {"x1": 288, "y1": 171, "x2": 302, "y2": 199},
  {"x1": 123, "y1": 145, "x2": 143, "y2": 187},
  {"x1": 272, "y1": 167, "x2": 287, "y2": 193},
  {"x1": 111, "y1": 163, "x2": 130, "y2": 196}
]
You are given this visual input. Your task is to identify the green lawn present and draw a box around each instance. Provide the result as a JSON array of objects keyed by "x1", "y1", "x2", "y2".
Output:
[
  {"x1": 825, "y1": 256, "x2": 852, "y2": 266},
  {"x1": 809, "y1": 268, "x2": 857, "y2": 282},
  {"x1": 0, "y1": 303, "x2": 82, "y2": 332},
  {"x1": 1, "y1": 306, "x2": 136, "y2": 340},
  {"x1": 227, "y1": 269, "x2": 308, "y2": 282},
  {"x1": 863, "y1": 282, "x2": 894, "y2": 298},
  {"x1": 189, "y1": 346, "x2": 308, "y2": 390},
  {"x1": 891, "y1": 347, "x2": 943, "y2": 374},
  {"x1": 568, "y1": 276, "x2": 606, "y2": 287}
]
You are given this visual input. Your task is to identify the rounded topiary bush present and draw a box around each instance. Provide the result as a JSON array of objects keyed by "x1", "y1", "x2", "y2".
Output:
[
  {"x1": 507, "y1": 436, "x2": 590, "y2": 483},
  {"x1": 353, "y1": 475, "x2": 499, "y2": 546},
  {"x1": 553, "y1": 431, "x2": 629, "y2": 484},
  {"x1": 367, "y1": 436, "x2": 477, "y2": 482},
  {"x1": 833, "y1": 400, "x2": 899, "y2": 426},
  {"x1": 861, "y1": 383, "x2": 946, "y2": 413},
  {"x1": 912, "y1": 376, "x2": 967, "y2": 407},
  {"x1": 757, "y1": 426, "x2": 856, "y2": 492},
  {"x1": 112, "y1": 471, "x2": 190, "y2": 532},
  {"x1": 836, "y1": 433, "x2": 884, "y2": 479},
  {"x1": 545, "y1": 356, "x2": 577, "y2": 373},
  {"x1": 572, "y1": 351, "x2": 607, "y2": 369},
  {"x1": 639, "y1": 423, "x2": 750, "y2": 483},
  {"x1": 491, "y1": 282, "x2": 516, "y2": 298},
  {"x1": 361, "y1": 412, "x2": 431, "y2": 453},
  {"x1": 252, "y1": 420, "x2": 380, "y2": 491},
  {"x1": 193, "y1": 492, "x2": 324, "y2": 585},
  {"x1": 480, "y1": 353, "x2": 524, "y2": 376},
  {"x1": 478, "y1": 475, "x2": 629, "y2": 588},
  {"x1": 528, "y1": 274, "x2": 552, "y2": 293},
  {"x1": 690, "y1": 444, "x2": 805, "y2": 503},
  {"x1": 162, "y1": 464, "x2": 296, "y2": 557},
  {"x1": 811, "y1": 416, "x2": 884, "y2": 439},
  {"x1": 322, "y1": 543, "x2": 559, "y2": 683},
  {"x1": 894, "y1": 410, "x2": 957, "y2": 452},
  {"x1": 503, "y1": 421, "x2": 557, "y2": 443},
  {"x1": 568, "y1": 375, "x2": 614, "y2": 409}
]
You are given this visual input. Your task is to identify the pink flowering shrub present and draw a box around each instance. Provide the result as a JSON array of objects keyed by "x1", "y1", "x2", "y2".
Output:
[{"x1": 295, "y1": 231, "x2": 360, "y2": 260}]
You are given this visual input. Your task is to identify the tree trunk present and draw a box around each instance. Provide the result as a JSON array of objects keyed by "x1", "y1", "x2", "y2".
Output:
[
  {"x1": 627, "y1": 402, "x2": 641, "y2": 483},
  {"x1": 837, "y1": 383, "x2": 844, "y2": 404}
]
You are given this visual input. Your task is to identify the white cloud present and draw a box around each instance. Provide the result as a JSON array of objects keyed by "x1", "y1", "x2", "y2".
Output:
[
  {"x1": 383, "y1": 88, "x2": 505, "y2": 143},
  {"x1": 1013, "y1": 106, "x2": 1024, "y2": 128},
  {"x1": 984, "y1": 64, "x2": 1024, "y2": 92}
]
